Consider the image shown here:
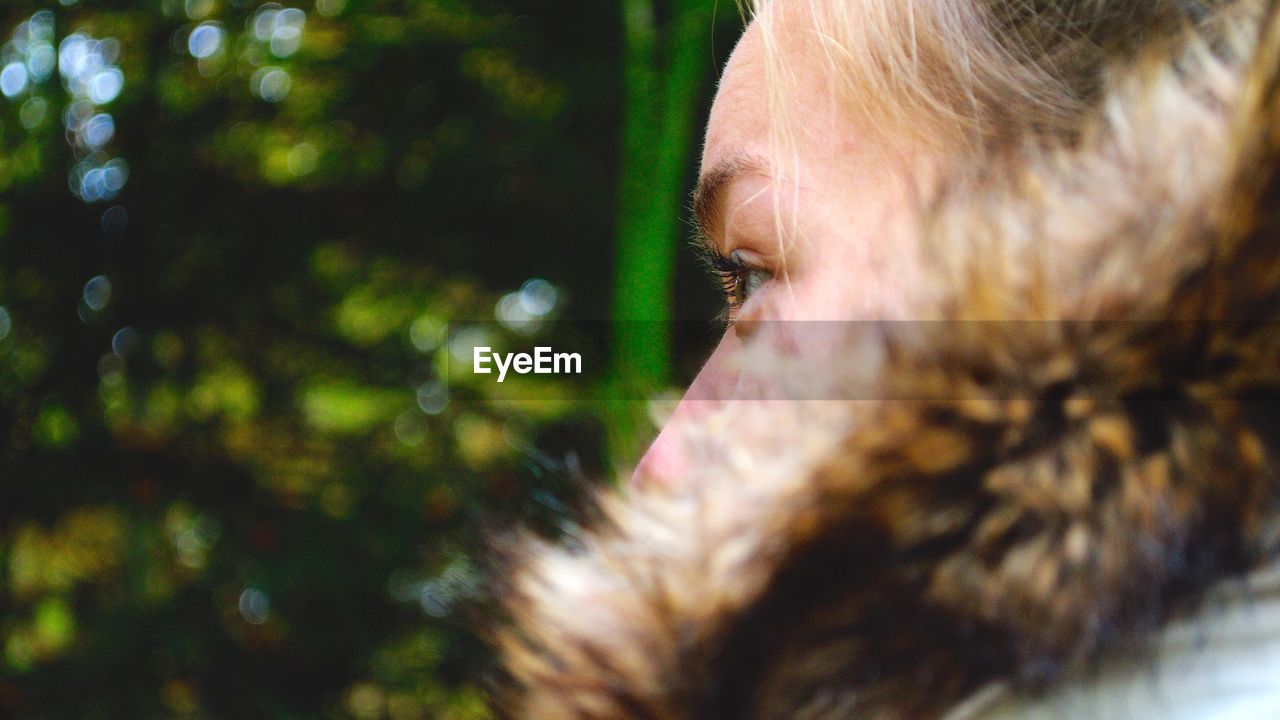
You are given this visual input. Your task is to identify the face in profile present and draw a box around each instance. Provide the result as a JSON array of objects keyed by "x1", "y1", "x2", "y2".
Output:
[
  {"x1": 637, "y1": 0, "x2": 938, "y2": 484},
  {"x1": 501, "y1": 0, "x2": 1280, "y2": 715}
]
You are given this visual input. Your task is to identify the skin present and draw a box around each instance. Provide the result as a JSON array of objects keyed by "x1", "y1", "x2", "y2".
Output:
[{"x1": 635, "y1": 0, "x2": 940, "y2": 484}]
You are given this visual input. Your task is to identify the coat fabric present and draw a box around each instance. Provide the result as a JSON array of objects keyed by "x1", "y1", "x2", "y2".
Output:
[
  {"x1": 945, "y1": 559, "x2": 1280, "y2": 718},
  {"x1": 493, "y1": 0, "x2": 1280, "y2": 717}
]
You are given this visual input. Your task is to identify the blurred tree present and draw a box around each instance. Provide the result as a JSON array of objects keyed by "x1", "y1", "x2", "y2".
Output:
[
  {"x1": 610, "y1": 0, "x2": 715, "y2": 461},
  {"x1": 0, "y1": 0, "x2": 727, "y2": 717}
]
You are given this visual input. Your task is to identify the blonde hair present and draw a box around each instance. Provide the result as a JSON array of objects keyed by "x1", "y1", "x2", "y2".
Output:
[
  {"x1": 732, "y1": 0, "x2": 1245, "y2": 316},
  {"x1": 743, "y1": 0, "x2": 1234, "y2": 150}
]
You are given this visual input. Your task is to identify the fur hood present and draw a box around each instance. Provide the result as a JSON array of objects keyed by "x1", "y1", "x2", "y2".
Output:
[{"x1": 493, "y1": 1, "x2": 1280, "y2": 717}]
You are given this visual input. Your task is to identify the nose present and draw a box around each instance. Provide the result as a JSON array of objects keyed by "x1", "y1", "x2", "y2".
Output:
[
  {"x1": 634, "y1": 424, "x2": 687, "y2": 486},
  {"x1": 631, "y1": 332, "x2": 745, "y2": 489}
]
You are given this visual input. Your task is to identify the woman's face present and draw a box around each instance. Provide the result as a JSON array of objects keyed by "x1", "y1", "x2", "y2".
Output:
[{"x1": 636, "y1": 1, "x2": 938, "y2": 484}]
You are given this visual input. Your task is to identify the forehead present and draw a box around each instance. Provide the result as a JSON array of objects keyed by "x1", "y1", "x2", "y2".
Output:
[
  {"x1": 701, "y1": 2, "x2": 850, "y2": 177},
  {"x1": 701, "y1": 21, "x2": 769, "y2": 173}
]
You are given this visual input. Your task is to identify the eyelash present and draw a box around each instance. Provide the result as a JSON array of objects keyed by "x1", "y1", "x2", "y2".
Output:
[{"x1": 701, "y1": 247, "x2": 774, "y2": 323}]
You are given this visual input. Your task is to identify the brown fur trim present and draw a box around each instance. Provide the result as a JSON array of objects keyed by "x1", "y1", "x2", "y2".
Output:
[{"x1": 493, "y1": 1, "x2": 1280, "y2": 717}]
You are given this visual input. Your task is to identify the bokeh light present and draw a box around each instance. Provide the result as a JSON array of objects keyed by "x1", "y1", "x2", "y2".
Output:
[
  {"x1": 416, "y1": 381, "x2": 449, "y2": 415},
  {"x1": 185, "y1": 0, "x2": 216, "y2": 21},
  {"x1": 238, "y1": 587, "x2": 270, "y2": 625},
  {"x1": 100, "y1": 205, "x2": 128, "y2": 238},
  {"x1": 187, "y1": 22, "x2": 224, "y2": 60},
  {"x1": 27, "y1": 43, "x2": 55, "y2": 81},
  {"x1": 57, "y1": 27, "x2": 128, "y2": 203},
  {"x1": 18, "y1": 95, "x2": 48, "y2": 128},
  {"x1": 286, "y1": 141, "x2": 319, "y2": 175},
  {"x1": 70, "y1": 157, "x2": 130, "y2": 203},
  {"x1": 409, "y1": 315, "x2": 445, "y2": 353},
  {"x1": 1, "y1": 62, "x2": 29, "y2": 97},
  {"x1": 81, "y1": 113, "x2": 115, "y2": 149},
  {"x1": 86, "y1": 67, "x2": 122, "y2": 103},
  {"x1": 495, "y1": 277, "x2": 561, "y2": 334},
  {"x1": 448, "y1": 325, "x2": 491, "y2": 364},
  {"x1": 268, "y1": 9, "x2": 305, "y2": 58},
  {"x1": 315, "y1": 0, "x2": 347, "y2": 18},
  {"x1": 251, "y1": 65, "x2": 291, "y2": 102},
  {"x1": 82, "y1": 275, "x2": 113, "y2": 311},
  {"x1": 1, "y1": 10, "x2": 55, "y2": 99},
  {"x1": 111, "y1": 326, "x2": 140, "y2": 357}
]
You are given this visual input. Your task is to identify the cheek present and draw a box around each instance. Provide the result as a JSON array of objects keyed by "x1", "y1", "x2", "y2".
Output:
[
  {"x1": 739, "y1": 251, "x2": 864, "y2": 323},
  {"x1": 757, "y1": 228, "x2": 918, "y2": 322}
]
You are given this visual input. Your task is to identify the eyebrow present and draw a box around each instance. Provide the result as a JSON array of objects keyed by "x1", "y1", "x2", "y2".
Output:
[{"x1": 691, "y1": 154, "x2": 770, "y2": 246}]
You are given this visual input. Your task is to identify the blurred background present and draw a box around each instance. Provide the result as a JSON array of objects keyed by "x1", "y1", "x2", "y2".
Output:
[{"x1": 0, "y1": 1, "x2": 738, "y2": 717}]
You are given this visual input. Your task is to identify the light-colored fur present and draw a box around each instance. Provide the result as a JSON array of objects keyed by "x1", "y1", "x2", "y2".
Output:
[{"x1": 493, "y1": 1, "x2": 1280, "y2": 717}]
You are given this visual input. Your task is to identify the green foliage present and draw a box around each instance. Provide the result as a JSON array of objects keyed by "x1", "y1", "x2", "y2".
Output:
[{"x1": 0, "y1": 0, "x2": 729, "y2": 717}]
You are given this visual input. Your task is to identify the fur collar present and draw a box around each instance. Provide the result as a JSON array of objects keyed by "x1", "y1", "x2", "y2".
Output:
[{"x1": 494, "y1": 1, "x2": 1280, "y2": 717}]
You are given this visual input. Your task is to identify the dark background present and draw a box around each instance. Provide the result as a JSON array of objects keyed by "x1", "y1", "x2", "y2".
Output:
[{"x1": 0, "y1": 1, "x2": 737, "y2": 717}]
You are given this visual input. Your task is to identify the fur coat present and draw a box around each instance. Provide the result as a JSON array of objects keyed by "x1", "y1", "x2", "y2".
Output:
[{"x1": 493, "y1": 0, "x2": 1280, "y2": 717}]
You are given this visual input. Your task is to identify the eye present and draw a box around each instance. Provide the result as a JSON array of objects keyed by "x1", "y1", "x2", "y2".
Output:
[{"x1": 708, "y1": 249, "x2": 774, "y2": 317}]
